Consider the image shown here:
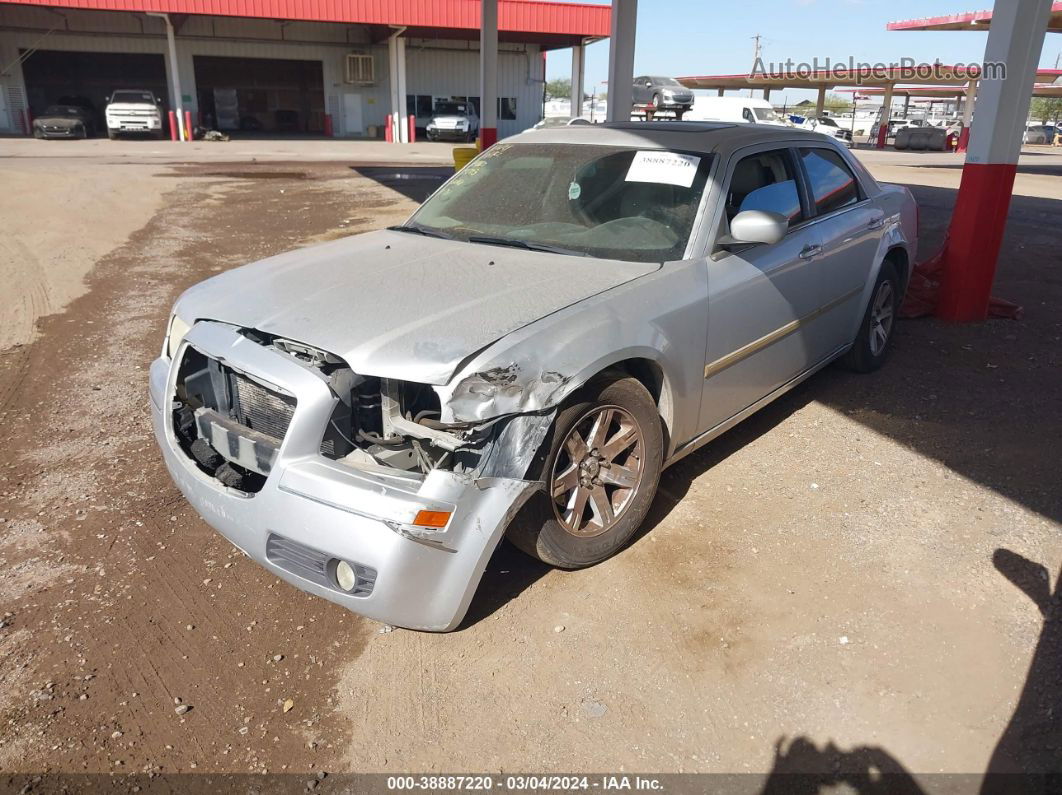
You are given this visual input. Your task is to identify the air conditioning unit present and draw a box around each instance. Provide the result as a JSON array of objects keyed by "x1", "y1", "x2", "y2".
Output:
[{"x1": 345, "y1": 53, "x2": 375, "y2": 85}]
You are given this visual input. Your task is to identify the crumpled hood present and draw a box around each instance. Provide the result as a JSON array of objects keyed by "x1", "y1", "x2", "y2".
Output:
[{"x1": 176, "y1": 229, "x2": 659, "y2": 385}]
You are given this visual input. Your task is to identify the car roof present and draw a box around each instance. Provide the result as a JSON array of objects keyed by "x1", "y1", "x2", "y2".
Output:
[{"x1": 507, "y1": 121, "x2": 838, "y2": 156}]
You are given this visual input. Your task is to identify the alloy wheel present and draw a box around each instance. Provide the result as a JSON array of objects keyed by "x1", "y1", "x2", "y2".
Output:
[
  {"x1": 869, "y1": 279, "x2": 895, "y2": 357},
  {"x1": 550, "y1": 405, "x2": 644, "y2": 538}
]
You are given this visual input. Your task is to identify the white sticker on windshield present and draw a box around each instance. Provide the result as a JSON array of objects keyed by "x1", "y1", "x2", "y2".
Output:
[
  {"x1": 625, "y1": 151, "x2": 701, "y2": 188},
  {"x1": 568, "y1": 182, "x2": 581, "y2": 200}
]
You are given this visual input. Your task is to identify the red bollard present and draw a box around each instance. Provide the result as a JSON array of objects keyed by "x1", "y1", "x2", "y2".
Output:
[
  {"x1": 876, "y1": 123, "x2": 888, "y2": 149},
  {"x1": 184, "y1": 110, "x2": 193, "y2": 141},
  {"x1": 168, "y1": 110, "x2": 178, "y2": 141},
  {"x1": 408, "y1": 114, "x2": 416, "y2": 143},
  {"x1": 323, "y1": 114, "x2": 333, "y2": 137},
  {"x1": 385, "y1": 114, "x2": 393, "y2": 143}
]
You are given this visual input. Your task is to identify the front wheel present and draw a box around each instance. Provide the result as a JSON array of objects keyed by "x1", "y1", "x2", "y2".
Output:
[
  {"x1": 840, "y1": 260, "x2": 899, "y2": 372},
  {"x1": 506, "y1": 374, "x2": 663, "y2": 568},
  {"x1": 652, "y1": 92, "x2": 663, "y2": 109}
]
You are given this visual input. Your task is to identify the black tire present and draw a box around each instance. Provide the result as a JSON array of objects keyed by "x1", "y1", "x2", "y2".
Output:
[
  {"x1": 652, "y1": 92, "x2": 662, "y2": 109},
  {"x1": 840, "y1": 259, "x2": 900, "y2": 373},
  {"x1": 506, "y1": 374, "x2": 663, "y2": 569},
  {"x1": 33, "y1": 127, "x2": 43, "y2": 139}
]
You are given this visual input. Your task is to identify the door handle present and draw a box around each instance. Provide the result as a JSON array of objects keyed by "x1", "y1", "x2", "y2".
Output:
[
  {"x1": 867, "y1": 217, "x2": 885, "y2": 230},
  {"x1": 799, "y1": 244, "x2": 822, "y2": 260}
]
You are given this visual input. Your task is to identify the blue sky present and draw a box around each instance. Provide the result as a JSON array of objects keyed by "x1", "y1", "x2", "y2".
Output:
[{"x1": 545, "y1": 1, "x2": 1062, "y2": 105}]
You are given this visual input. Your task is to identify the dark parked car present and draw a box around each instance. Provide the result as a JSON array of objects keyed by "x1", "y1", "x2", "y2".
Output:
[
  {"x1": 33, "y1": 104, "x2": 95, "y2": 139},
  {"x1": 631, "y1": 76, "x2": 694, "y2": 116}
]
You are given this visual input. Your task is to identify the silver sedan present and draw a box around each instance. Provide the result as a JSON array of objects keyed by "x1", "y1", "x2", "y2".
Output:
[{"x1": 151, "y1": 122, "x2": 917, "y2": 631}]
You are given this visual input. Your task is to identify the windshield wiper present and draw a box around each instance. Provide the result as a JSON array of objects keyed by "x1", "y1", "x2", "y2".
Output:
[
  {"x1": 466, "y1": 235, "x2": 587, "y2": 257},
  {"x1": 387, "y1": 223, "x2": 454, "y2": 240}
]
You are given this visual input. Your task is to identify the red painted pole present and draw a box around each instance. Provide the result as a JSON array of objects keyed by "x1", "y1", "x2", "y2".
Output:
[
  {"x1": 168, "y1": 111, "x2": 178, "y2": 141},
  {"x1": 937, "y1": 164, "x2": 1018, "y2": 321},
  {"x1": 408, "y1": 114, "x2": 416, "y2": 143},
  {"x1": 323, "y1": 114, "x2": 333, "y2": 137},
  {"x1": 956, "y1": 126, "x2": 971, "y2": 154},
  {"x1": 184, "y1": 110, "x2": 193, "y2": 141},
  {"x1": 385, "y1": 113, "x2": 393, "y2": 143},
  {"x1": 935, "y1": 0, "x2": 1053, "y2": 322}
]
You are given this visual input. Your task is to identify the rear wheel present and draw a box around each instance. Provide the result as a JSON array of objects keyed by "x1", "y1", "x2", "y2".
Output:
[
  {"x1": 506, "y1": 374, "x2": 663, "y2": 568},
  {"x1": 840, "y1": 259, "x2": 899, "y2": 372}
]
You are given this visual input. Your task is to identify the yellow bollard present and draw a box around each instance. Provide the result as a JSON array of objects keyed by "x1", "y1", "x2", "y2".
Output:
[{"x1": 452, "y1": 146, "x2": 477, "y2": 171}]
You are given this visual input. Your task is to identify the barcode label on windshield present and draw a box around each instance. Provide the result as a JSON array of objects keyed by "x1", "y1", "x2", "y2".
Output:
[{"x1": 625, "y1": 151, "x2": 701, "y2": 188}]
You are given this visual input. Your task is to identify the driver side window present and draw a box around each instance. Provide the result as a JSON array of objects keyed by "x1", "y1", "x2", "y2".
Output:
[{"x1": 725, "y1": 149, "x2": 805, "y2": 226}]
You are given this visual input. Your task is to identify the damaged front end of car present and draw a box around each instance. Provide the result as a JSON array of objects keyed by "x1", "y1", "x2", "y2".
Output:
[{"x1": 150, "y1": 318, "x2": 566, "y2": 631}]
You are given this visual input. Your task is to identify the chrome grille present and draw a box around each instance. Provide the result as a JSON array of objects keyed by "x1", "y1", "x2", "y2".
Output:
[
  {"x1": 266, "y1": 534, "x2": 376, "y2": 597},
  {"x1": 233, "y1": 375, "x2": 296, "y2": 442}
]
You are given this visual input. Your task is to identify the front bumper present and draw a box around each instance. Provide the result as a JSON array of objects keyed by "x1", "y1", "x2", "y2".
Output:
[
  {"x1": 149, "y1": 321, "x2": 536, "y2": 631},
  {"x1": 427, "y1": 128, "x2": 472, "y2": 140},
  {"x1": 108, "y1": 117, "x2": 161, "y2": 131},
  {"x1": 39, "y1": 127, "x2": 81, "y2": 138}
]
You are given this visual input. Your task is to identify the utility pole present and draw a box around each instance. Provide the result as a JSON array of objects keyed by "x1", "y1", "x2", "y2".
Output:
[{"x1": 750, "y1": 34, "x2": 763, "y2": 97}]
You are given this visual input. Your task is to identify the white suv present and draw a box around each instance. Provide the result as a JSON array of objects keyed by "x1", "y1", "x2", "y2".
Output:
[{"x1": 105, "y1": 90, "x2": 165, "y2": 139}]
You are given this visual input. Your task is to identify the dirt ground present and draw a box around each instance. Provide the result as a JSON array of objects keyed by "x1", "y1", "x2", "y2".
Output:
[{"x1": 0, "y1": 139, "x2": 1059, "y2": 791}]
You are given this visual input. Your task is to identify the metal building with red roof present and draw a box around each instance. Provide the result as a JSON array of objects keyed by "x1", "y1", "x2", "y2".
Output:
[{"x1": 0, "y1": 0, "x2": 609, "y2": 138}]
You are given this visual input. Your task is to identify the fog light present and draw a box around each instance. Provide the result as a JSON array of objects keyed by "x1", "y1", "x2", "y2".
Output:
[{"x1": 334, "y1": 560, "x2": 357, "y2": 592}]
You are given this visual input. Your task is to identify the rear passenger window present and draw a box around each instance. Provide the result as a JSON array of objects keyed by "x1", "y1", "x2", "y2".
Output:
[
  {"x1": 725, "y1": 150, "x2": 804, "y2": 225},
  {"x1": 800, "y1": 147, "x2": 860, "y2": 215}
]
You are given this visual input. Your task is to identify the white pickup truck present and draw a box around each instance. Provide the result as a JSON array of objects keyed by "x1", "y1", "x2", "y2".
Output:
[{"x1": 105, "y1": 90, "x2": 166, "y2": 139}]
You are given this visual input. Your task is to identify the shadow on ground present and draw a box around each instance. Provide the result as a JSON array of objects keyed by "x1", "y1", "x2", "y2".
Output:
[{"x1": 350, "y1": 166, "x2": 453, "y2": 203}]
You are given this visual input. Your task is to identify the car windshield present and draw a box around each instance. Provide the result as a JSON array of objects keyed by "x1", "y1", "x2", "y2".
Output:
[
  {"x1": 435, "y1": 103, "x2": 469, "y2": 116},
  {"x1": 408, "y1": 143, "x2": 713, "y2": 262},
  {"x1": 111, "y1": 91, "x2": 154, "y2": 104},
  {"x1": 652, "y1": 77, "x2": 683, "y2": 87},
  {"x1": 817, "y1": 117, "x2": 839, "y2": 127},
  {"x1": 753, "y1": 107, "x2": 784, "y2": 122},
  {"x1": 44, "y1": 106, "x2": 81, "y2": 116}
]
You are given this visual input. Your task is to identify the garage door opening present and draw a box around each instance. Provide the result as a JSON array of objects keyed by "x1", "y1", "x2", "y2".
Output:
[
  {"x1": 194, "y1": 56, "x2": 325, "y2": 136},
  {"x1": 20, "y1": 49, "x2": 168, "y2": 135}
]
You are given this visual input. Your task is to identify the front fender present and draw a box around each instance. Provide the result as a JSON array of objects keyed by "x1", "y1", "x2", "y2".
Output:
[{"x1": 435, "y1": 260, "x2": 709, "y2": 458}]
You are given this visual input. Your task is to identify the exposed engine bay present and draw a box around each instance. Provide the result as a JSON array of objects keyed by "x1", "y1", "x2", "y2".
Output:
[{"x1": 171, "y1": 327, "x2": 555, "y2": 494}]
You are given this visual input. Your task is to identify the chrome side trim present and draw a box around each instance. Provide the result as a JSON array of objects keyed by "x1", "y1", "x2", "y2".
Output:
[
  {"x1": 668, "y1": 342, "x2": 850, "y2": 470},
  {"x1": 703, "y1": 286, "x2": 862, "y2": 379}
]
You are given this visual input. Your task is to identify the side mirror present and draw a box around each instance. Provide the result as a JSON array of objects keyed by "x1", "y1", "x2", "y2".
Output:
[{"x1": 724, "y1": 210, "x2": 789, "y2": 246}]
